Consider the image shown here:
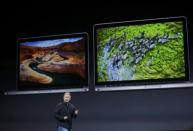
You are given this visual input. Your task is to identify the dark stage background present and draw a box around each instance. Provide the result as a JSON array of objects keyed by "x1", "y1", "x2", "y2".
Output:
[{"x1": 1, "y1": 3, "x2": 193, "y2": 131}]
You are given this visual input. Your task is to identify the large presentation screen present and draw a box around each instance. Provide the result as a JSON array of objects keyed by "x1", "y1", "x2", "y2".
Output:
[
  {"x1": 17, "y1": 33, "x2": 89, "y2": 92},
  {"x1": 94, "y1": 16, "x2": 189, "y2": 91}
]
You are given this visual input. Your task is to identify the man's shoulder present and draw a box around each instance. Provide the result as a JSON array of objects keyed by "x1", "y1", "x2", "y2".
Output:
[
  {"x1": 56, "y1": 102, "x2": 63, "y2": 106},
  {"x1": 69, "y1": 102, "x2": 76, "y2": 108}
]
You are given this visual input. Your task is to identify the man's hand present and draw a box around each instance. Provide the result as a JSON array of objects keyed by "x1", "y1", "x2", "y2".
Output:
[
  {"x1": 64, "y1": 116, "x2": 68, "y2": 120},
  {"x1": 75, "y1": 109, "x2": 79, "y2": 115}
]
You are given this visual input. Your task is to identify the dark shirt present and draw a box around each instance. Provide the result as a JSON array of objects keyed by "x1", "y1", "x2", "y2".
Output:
[{"x1": 54, "y1": 102, "x2": 78, "y2": 130}]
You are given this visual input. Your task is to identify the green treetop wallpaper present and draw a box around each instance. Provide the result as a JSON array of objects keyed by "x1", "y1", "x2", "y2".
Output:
[{"x1": 96, "y1": 21, "x2": 185, "y2": 82}]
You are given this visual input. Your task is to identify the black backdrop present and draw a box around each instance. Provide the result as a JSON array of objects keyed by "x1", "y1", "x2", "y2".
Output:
[{"x1": 1, "y1": 3, "x2": 193, "y2": 131}]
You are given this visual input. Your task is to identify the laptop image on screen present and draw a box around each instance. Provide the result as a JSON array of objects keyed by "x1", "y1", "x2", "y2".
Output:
[
  {"x1": 15, "y1": 32, "x2": 89, "y2": 94},
  {"x1": 93, "y1": 16, "x2": 193, "y2": 91}
]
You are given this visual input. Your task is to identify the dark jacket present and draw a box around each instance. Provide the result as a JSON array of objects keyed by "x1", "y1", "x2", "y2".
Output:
[{"x1": 54, "y1": 102, "x2": 78, "y2": 130}]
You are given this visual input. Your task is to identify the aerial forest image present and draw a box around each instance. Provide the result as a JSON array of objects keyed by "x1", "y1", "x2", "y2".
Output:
[
  {"x1": 96, "y1": 21, "x2": 185, "y2": 82},
  {"x1": 19, "y1": 37, "x2": 86, "y2": 88}
]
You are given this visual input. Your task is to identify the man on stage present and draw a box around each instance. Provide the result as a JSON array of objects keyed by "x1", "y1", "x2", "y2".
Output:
[{"x1": 54, "y1": 92, "x2": 79, "y2": 131}]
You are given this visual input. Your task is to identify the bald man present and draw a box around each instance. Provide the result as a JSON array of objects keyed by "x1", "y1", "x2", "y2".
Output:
[{"x1": 54, "y1": 92, "x2": 79, "y2": 131}]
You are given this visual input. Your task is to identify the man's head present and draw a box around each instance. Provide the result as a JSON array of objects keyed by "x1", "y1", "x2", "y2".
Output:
[{"x1": 63, "y1": 92, "x2": 71, "y2": 103}]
